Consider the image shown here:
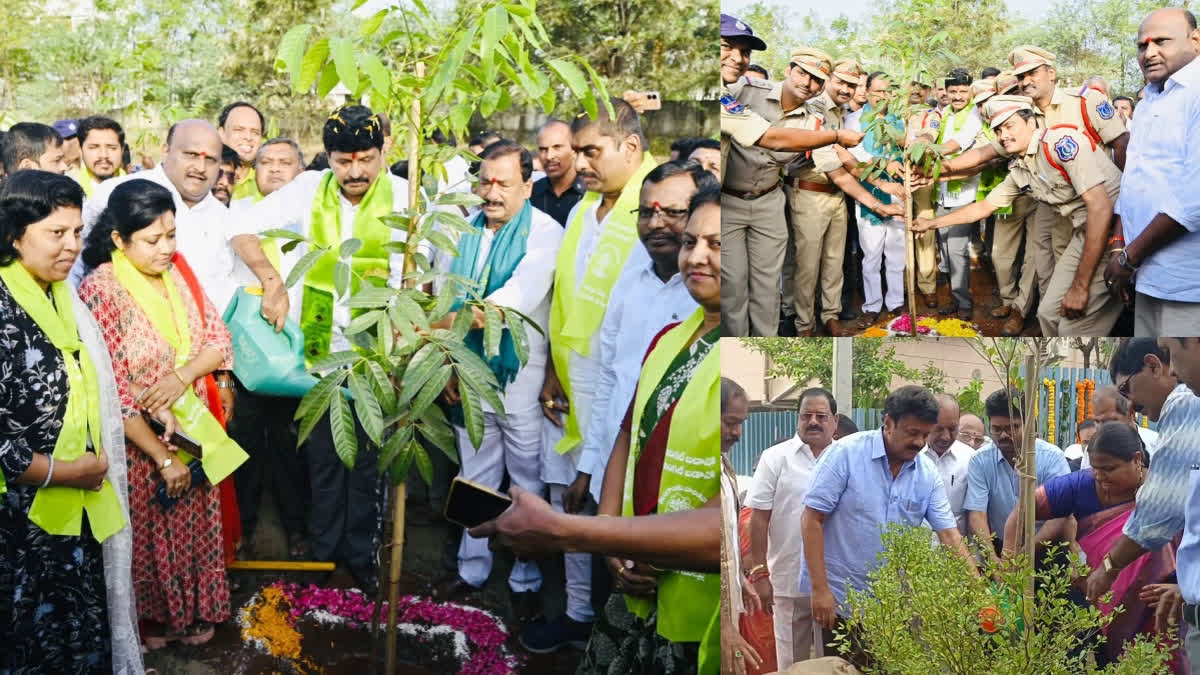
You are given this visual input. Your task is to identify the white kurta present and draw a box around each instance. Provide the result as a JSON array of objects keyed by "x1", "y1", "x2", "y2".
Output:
[{"x1": 236, "y1": 169, "x2": 410, "y2": 354}]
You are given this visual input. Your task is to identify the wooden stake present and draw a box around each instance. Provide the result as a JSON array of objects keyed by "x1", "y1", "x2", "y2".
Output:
[
  {"x1": 903, "y1": 159, "x2": 918, "y2": 334},
  {"x1": 1020, "y1": 347, "x2": 1040, "y2": 637}
]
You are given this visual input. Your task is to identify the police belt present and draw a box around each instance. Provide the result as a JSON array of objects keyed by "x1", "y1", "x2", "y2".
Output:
[
  {"x1": 721, "y1": 182, "x2": 779, "y2": 201},
  {"x1": 1184, "y1": 603, "x2": 1200, "y2": 630},
  {"x1": 785, "y1": 176, "x2": 838, "y2": 194}
]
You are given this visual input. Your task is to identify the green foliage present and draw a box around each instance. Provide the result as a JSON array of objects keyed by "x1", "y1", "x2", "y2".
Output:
[
  {"x1": 278, "y1": 0, "x2": 599, "y2": 486},
  {"x1": 839, "y1": 526, "x2": 1174, "y2": 674},
  {"x1": 957, "y1": 375, "x2": 986, "y2": 419},
  {"x1": 738, "y1": 337, "x2": 946, "y2": 408}
]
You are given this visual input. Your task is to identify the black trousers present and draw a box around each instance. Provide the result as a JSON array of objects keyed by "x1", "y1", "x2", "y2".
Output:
[
  {"x1": 303, "y1": 410, "x2": 385, "y2": 581},
  {"x1": 228, "y1": 379, "x2": 308, "y2": 539}
]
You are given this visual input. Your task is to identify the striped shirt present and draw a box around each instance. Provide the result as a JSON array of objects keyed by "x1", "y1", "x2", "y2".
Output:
[{"x1": 1123, "y1": 384, "x2": 1200, "y2": 550}]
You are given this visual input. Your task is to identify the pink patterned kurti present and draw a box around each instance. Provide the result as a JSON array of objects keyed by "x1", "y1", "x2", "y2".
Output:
[{"x1": 79, "y1": 262, "x2": 234, "y2": 632}]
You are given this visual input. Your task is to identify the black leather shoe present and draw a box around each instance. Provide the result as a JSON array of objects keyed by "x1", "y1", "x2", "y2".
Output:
[
  {"x1": 433, "y1": 574, "x2": 481, "y2": 602},
  {"x1": 838, "y1": 307, "x2": 858, "y2": 321},
  {"x1": 511, "y1": 590, "x2": 544, "y2": 624}
]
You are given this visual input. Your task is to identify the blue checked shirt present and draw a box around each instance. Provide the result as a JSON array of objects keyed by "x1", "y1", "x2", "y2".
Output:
[
  {"x1": 1125, "y1": 384, "x2": 1200, "y2": 553},
  {"x1": 799, "y1": 430, "x2": 957, "y2": 611}
]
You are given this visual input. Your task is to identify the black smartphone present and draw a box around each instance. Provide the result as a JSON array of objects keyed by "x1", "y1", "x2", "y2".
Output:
[
  {"x1": 443, "y1": 477, "x2": 513, "y2": 529},
  {"x1": 155, "y1": 458, "x2": 206, "y2": 510},
  {"x1": 141, "y1": 411, "x2": 203, "y2": 457}
]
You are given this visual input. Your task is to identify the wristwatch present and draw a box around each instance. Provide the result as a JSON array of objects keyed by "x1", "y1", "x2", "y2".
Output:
[
  {"x1": 1102, "y1": 554, "x2": 1120, "y2": 574},
  {"x1": 159, "y1": 457, "x2": 173, "y2": 472},
  {"x1": 1116, "y1": 249, "x2": 1138, "y2": 273}
]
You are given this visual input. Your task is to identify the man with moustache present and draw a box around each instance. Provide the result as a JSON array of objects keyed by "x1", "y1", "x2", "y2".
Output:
[
  {"x1": 1105, "y1": 8, "x2": 1200, "y2": 335},
  {"x1": 1086, "y1": 338, "x2": 1200, "y2": 607},
  {"x1": 913, "y1": 95, "x2": 1125, "y2": 337},
  {"x1": 781, "y1": 56, "x2": 904, "y2": 337},
  {"x1": 570, "y1": 159, "x2": 715, "y2": 522},
  {"x1": 74, "y1": 120, "x2": 247, "y2": 316},
  {"x1": 212, "y1": 145, "x2": 239, "y2": 206},
  {"x1": 725, "y1": 48, "x2": 896, "y2": 336},
  {"x1": 233, "y1": 105, "x2": 409, "y2": 592},
  {"x1": 71, "y1": 116, "x2": 126, "y2": 197},
  {"x1": 937, "y1": 47, "x2": 1129, "y2": 306},
  {"x1": 530, "y1": 119, "x2": 585, "y2": 226},
  {"x1": 921, "y1": 394, "x2": 974, "y2": 535},
  {"x1": 530, "y1": 98, "x2": 657, "y2": 652},
  {"x1": 801, "y1": 386, "x2": 974, "y2": 667},
  {"x1": 963, "y1": 388, "x2": 1068, "y2": 568},
  {"x1": 745, "y1": 388, "x2": 839, "y2": 668},
  {"x1": 218, "y1": 101, "x2": 266, "y2": 201},
  {"x1": 429, "y1": 140, "x2": 564, "y2": 624}
]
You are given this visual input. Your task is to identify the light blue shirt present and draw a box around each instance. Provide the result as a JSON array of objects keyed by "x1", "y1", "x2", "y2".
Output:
[
  {"x1": 963, "y1": 438, "x2": 1069, "y2": 537},
  {"x1": 1127, "y1": 385, "x2": 1200, "y2": 557},
  {"x1": 799, "y1": 430, "x2": 956, "y2": 611},
  {"x1": 1116, "y1": 56, "x2": 1200, "y2": 301}
]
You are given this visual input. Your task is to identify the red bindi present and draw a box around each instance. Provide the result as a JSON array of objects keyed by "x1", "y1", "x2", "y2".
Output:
[
  {"x1": 651, "y1": 201, "x2": 662, "y2": 209},
  {"x1": 351, "y1": 152, "x2": 359, "y2": 160},
  {"x1": 198, "y1": 151, "x2": 208, "y2": 160}
]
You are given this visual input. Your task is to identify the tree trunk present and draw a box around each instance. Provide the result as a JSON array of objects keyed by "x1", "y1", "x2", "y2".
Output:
[
  {"x1": 383, "y1": 60, "x2": 425, "y2": 675},
  {"x1": 1019, "y1": 347, "x2": 1041, "y2": 642},
  {"x1": 903, "y1": 155, "x2": 918, "y2": 333}
]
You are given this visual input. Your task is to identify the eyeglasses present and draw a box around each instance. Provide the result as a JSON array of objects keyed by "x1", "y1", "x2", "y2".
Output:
[
  {"x1": 632, "y1": 204, "x2": 689, "y2": 223},
  {"x1": 989, "y1": 422, "x2": 1022, "y2": 438},
  {"x1": 957, "y1": 431, "x2": 983, "y2": 444},
  {"x1": 1116, "y1": 373, "x2": 1136, "y2": 399},
  {"x1": 217, "y1": 169, "x2": 236, "y2": 182}
]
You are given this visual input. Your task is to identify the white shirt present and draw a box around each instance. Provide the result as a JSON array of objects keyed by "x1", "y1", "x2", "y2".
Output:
[
  {"x1": 938, "y1": 106, "x2": 983, "y2": 208},
  {"x1": 920, "y1": 441, "x2": 973, "y2": 535},
  {"x1": 74, "y1": 164, "x2": 240, "y2": 312},
  {"x1": 744, "y1": 435, "x2": 821, "y2": 598},
  {"x1": 558, "y1": 198, "x2": 652, "y2": 436},
  {"x1": 440, "y1": 155, "x2": 472, "y2": 194},
  {"x1": 721, "y1": 465, "x2": 744, "y2": 613},
  {"x1": 576, "y1": 258, "x2": 697, "y2": 498},
  {"x1": 237, "y1": 169, "x2": 410, "y2": 354},
  {"x1": 1080, "y1": 426, "x2": 1160, "y2": 469},
  {"x1": 429, "y1": 206, "x2": 564, "y2": 413},
  {"x1": 1117, "y1": 56, "x2": 1200, "y2": 302}
]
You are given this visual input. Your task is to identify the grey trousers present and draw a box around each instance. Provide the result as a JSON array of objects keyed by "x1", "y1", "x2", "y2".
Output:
[
  {"x1": 937, "y1": 205, "x2": 976, "y2": 310},
  {"x1": 1135, "y1": 293, "x2": 1200, "y2": 336}
]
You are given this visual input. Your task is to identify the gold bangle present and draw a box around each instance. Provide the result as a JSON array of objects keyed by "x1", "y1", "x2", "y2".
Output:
[{"x1": 174, "y1": 369, "x2": 188, "y2": 387}]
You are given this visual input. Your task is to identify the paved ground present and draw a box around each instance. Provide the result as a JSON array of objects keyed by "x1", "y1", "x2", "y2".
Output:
[{"x1": 142, "y1": 467, "x2": 584, "y2": 674}]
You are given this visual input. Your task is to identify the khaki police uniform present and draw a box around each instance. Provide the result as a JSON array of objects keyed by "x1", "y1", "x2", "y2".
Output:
[
  {"x1": 971, "y1": 127, "x2": 1038, "y2": 319},
  {"x1": 909, "y1": 109, "x2": 942, "y2": 296},
  {"x1": 723, "y1": 78, "x2": 816, "y2": 336},
  {"x1": 999, "y1": 47, "x2": 1129, "y2": 301},
  {"x1": 720, "y1": 82, "x2": 771, "y2": 171},
  {"x1": 984, "y1": 126, "x2": 1123, "y2": 336},
  {"x1": 783, "y1": 90, "x2": 849, "y2": 332}
]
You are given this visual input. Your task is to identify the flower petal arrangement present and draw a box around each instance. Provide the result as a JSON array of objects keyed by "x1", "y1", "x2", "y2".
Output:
[
  {"x1": 237, "y1": 582, "x2": 522, "y2": 675},
  {"x1": 866, "y1": 314, "x2": 979, "y2": 337}
]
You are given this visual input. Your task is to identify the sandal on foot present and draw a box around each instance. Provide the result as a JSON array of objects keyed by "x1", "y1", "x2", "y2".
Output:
[{"x1": 179, "y1": 623, "x2": 215, "y2": 646}]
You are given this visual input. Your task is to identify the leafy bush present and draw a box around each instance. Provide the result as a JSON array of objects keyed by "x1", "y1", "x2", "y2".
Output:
[{"x1": 834, "y1": 526, "x2": 1174, "y2": 675}]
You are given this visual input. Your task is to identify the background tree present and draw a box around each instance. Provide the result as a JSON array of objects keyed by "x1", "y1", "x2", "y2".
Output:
[{"x1": 739, "y1": 337, "x2": 946, "y2": 407}]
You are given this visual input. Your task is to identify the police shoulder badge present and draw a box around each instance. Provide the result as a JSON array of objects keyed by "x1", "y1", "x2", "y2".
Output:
[
  {"x1": 721, "y1": 93, "x2": 746, "y2": 115},
  {"x1": 929, "y1": 119, "x2": 941, "y2": 129},
  {"x1": 1096, "y1": 100, "x2": 1115, "y2": 120},
  {"x1": 1054, "y1": 135, "x2": 1079, "y2": 162}
]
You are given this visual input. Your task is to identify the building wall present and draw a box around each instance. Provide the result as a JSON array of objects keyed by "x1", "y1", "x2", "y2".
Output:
[{"x1": 724, "y1": 338, "x2": 1088, "y2": 405}]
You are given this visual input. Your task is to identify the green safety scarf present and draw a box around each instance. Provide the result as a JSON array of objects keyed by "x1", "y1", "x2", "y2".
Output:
[
  {"x1": 974, "y1": 124, "x2": 1012, "y2": 215},
  {"x1": 0, "y1": 262, "x2": 125, "y2": 542},
  {"x1": 548, "y1": 152, "x2": 656, "y2": 455},
  {"x1": 233, "y1": 167, "x2": 263, "y2": 202},
  {"x1": 622, "y1": 307, "x2": 721, "y2": 654},
  {"x1": 937, "y1": 103, "x2": 974, "y2": 195},
  {"x1": 110, "y1": 251, "x2": 248, "y2": 484},
  {"x1": 73, "y1": 164, "x2": 125, "y2": 199},
  {"x1": 446, "y1": 201, "x2": 531, "y2": 424},
  {"x1": 301, "y1": 171, "x2": 393, "y2": 363}
]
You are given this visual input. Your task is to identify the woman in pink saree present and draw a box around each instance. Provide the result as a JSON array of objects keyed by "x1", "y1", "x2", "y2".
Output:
[{"x1": 1004, "y1": 421, "x2": 1183, "y2": 672}]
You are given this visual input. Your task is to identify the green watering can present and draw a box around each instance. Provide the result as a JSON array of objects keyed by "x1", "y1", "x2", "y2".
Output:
[{"x1": 222, "y1": 286, "x2": 325, "y2": 399}]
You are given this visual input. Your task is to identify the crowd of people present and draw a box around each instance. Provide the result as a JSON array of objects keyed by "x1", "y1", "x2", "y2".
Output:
[
  {"x1": 0, "y1": 94, "x2": 724, "y2": 674},
  {"x1": 720, "y1": 338, "x2": 1200, "y2": 675},
  {"x1": 720, "y1": 7, "x2": 1200, "y2": 338}
]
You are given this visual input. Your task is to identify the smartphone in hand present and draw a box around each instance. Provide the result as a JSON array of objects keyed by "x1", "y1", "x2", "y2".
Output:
[
  {"x1": 444, "y1": 477, "x2": 513, "y2": 529},
  {"x1": 140, "y1": 411, "x2": 204, "y2": 457}
]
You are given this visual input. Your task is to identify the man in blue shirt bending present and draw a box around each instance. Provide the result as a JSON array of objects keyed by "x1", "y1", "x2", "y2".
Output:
[{"x1": 800, "y1": 385, "x2": 975, "y2": 667}]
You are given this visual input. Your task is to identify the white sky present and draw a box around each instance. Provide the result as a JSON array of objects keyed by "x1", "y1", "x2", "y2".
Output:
[{"x1": 721, "y1": 0, "x2": 1053, "y2": 27}]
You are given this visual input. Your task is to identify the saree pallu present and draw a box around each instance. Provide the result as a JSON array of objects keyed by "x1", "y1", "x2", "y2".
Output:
[{"x1": 1075, "y1": 502, "x2": 1186, "y2": 673}]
